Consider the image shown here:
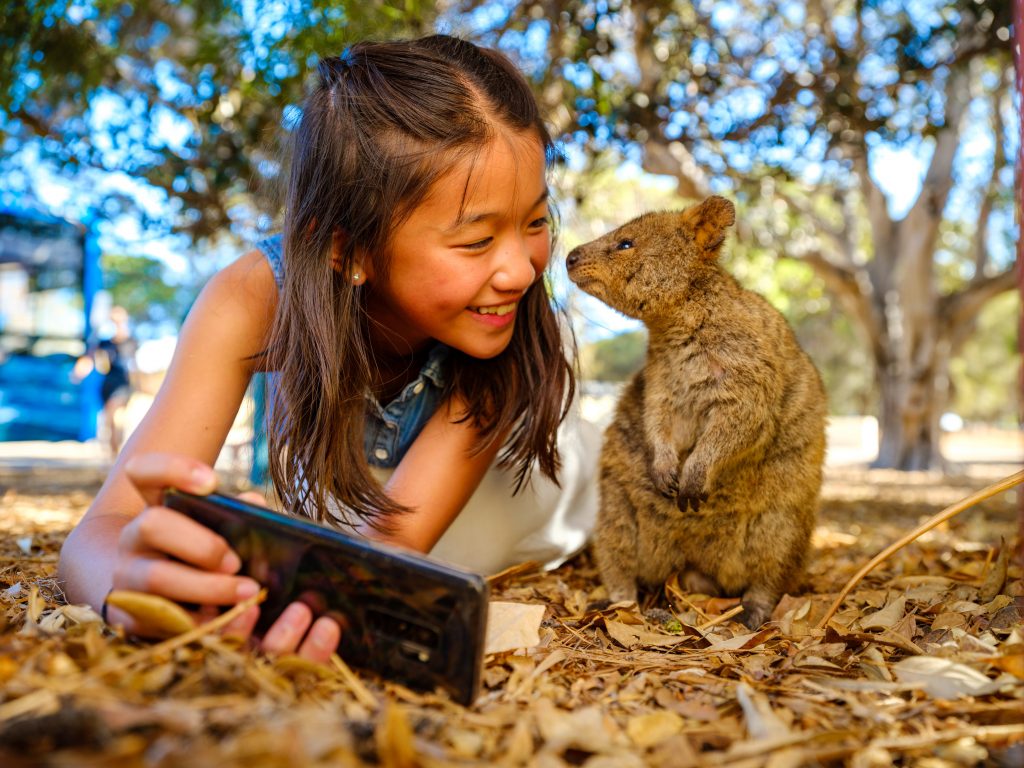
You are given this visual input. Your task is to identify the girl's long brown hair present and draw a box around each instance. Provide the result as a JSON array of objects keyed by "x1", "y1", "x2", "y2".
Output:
[{"x1": 265, "y1": 35, "x2": 575, "y2": 529}]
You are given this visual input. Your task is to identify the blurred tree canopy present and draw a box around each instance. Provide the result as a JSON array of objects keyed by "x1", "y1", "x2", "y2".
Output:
[
  {"x1": 100, "y1": 252, "x2": 188, "y2": 328},
  {"x1": 462, "y1": 0, "x2": 1018, "y2": 469},
  {"x1": 582, "y1": 329, "x2": 646, "y2": 381},
  {"x1": 1, "y1": 0, "x2": 1018, "y2": 468},
  {"x1": 0, "y1": 0, "x2": 434, "y2": 240}
]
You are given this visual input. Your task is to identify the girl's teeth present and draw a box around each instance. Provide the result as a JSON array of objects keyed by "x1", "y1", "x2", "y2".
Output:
[{"x1": 474, "y1": 304, "x2": 515, "y2": 316}]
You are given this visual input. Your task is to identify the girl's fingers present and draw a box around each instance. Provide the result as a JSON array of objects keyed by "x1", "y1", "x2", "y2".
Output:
[
  {"x1": 261, "y1": 602, "x2": 314, "y2": 656},
  {"x1": 119, "y1": 506, "x2": 241, "y2": 574},
  {"x1": 221, "y1": 605, "x2": 261, "y2": 641},
  {"x1": 261, "y1": 604, "x2": 343, "y2": 661},
  {"x1": 297, "y1": 616, "x2": 342, "y2": 663},
  {"x1": 124, "y1": 452, "x2": 217, "y2": 507},
  {"x1": 112, "y1": 555, "x2": 259, "y2": 606}
]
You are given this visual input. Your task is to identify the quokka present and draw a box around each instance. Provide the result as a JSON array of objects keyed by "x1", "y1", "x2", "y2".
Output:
[{"x1": 566, "y1": 196, "x2": 827, "y2": 628}]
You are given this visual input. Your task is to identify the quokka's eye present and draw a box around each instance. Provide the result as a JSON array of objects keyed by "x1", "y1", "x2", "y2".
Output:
[{"x1": 616, "y1": 239, "x2": 634, "y2": 250}]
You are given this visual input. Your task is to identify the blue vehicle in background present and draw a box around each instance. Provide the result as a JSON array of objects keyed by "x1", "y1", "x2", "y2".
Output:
[{"x1": 0, "y1": 208, "x2": 102, "y2": 441}]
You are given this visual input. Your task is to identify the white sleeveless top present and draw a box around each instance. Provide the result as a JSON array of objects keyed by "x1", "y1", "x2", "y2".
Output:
[{"x1": 372, "y1": 405, "x2": 600, "y2": 575}]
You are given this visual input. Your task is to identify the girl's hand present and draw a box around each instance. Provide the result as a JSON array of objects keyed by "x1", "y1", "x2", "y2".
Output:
[
  {"x1": 228, "y1": 489, "x2": 342, "y2": 659},
  {"x1": 113, "y1": 453, "x2": 341, "y2": 662}
]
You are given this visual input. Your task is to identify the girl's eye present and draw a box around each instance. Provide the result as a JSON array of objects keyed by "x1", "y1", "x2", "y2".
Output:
[
  {"x1": 529, "y1": 216, "x2": 551, "y2": 230},
  {"x1": 460, "y1": 237, "x2": 493, "y2": 250}
]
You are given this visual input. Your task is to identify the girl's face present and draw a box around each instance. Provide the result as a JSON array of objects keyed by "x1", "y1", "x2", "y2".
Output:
[{"x1": 362, "y1": 130, "x2": 551, "y2": 360}]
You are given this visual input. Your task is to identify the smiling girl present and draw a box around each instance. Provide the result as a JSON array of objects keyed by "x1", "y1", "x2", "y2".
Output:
[{"x1": 58, "y1": 35, "x2": 598, "y2": 661}]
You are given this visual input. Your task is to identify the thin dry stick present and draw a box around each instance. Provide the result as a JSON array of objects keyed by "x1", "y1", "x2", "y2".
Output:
[
  {"x1": 698, "y1": 604, "x2": 744, "y2": 630},
  {"x1": 331, "y1": 652, "x2": 379, "y2": 709},
  {"x1": 977, "y1": 543, "x2": 997, "y2": 584},
  {"x1": 816, "y1": 469, "x2": 1024, "y2": 630},
  {"x1": 665, "y1": 578, "x2": 711, "y2": 622},
  {"x1": 486, "y1": 560, "x2": 541, "y2": 587}
]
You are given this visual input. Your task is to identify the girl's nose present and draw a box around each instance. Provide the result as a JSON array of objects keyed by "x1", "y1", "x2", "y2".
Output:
[{"x1": 493, "y1": 238, "x2": 537, "y2": 292}]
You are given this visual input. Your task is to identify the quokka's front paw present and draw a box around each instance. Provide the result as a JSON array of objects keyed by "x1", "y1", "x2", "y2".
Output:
[
  {"x1": 676, "y1": 464, "x2": 709, "y2": 512},
  {"x1": 676, "y1": 489, "x2": 708, "y2": 513},
  {"x1": 648, "y1": 448, "x2": 679, "y2": 499}
]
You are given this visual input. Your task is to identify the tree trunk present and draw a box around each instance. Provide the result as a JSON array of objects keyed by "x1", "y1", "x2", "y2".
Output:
[
  {"x1": 857, "y1": 67, "x2": 970, "y2": 471},
  {"x1": 873, "y1": 335, "x2": 950, "y2": 471}
]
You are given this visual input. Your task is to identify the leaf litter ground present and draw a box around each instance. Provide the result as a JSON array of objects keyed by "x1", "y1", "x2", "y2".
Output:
[{"x1": 0, "y1": 460, "x2": 1021, "y2": 767}]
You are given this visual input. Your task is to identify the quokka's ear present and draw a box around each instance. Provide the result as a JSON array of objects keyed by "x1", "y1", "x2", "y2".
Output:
[{"x1": 682, "y1": 195, "x2": 736, "y2": 255}]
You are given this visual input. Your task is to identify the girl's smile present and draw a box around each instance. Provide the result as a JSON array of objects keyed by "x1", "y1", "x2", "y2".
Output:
[{"x1": 468, "y1": 301, "x2": 518, "y2": 327}]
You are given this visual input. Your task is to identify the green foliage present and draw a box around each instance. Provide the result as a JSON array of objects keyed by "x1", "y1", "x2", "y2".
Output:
[
  {"x1": 949, "y1": 291, "x2": 1021, "y2": 425},
  {"x1": 462, "y1": 0, "x2": 1012, "y2": 173},
  {"x1": 582, "y1": 330, "x2": 646, "y2": 382},
  {"x1": 1, "y1": 0, "x2": 438, "y2": 240},
  {"x1": 101, "y1": 252, "x2": 188, "y2": 326}
]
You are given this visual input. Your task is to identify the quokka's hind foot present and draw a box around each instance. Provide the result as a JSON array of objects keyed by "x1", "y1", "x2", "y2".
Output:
[{"x1": 739, "y1": 590, "x2": 777, "y2": 629}]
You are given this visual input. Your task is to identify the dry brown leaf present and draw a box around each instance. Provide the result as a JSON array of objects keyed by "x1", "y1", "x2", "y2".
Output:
[
  {"x1": 979, "y1": 538, "x2": 1009, "y2": 602},
  {"x1": 581, "y1": 751, "x2": 648, "y2": 768},
  {"x1": 27, "y1": 584, "x2": 45, "y2": 624},
  {"x1": 859, "y1": 595, "x2": 906, "y2": 631},
  {"x1": 736, "y1": 682, "x2": 791, "y2": 741},
  {"x1": 447, "y1": 726, "x2": 484, "y2": 758},
  {"x1": 535, "y1": 699, "x2": 623, "y2": 754},
  {"x1": 485, "y1": 601, "x2": 546, "y2": 654},
  {"x1": 931, "y1": 611, "x2": 967, "y2": 630},
  {"x1": 984, "y1": 650, "x2": 1023, "y2": 679},
  {"x1": 104, "y1": 591, "x2": 196, "y2": 636},
  {"x1": 892, "y1": 656, "x2": 1002, "y2": 699},
  {"x1": 706, "y1": 627, "x2": 776, "y2": 651},
  {"x1": 652, "y1": 687, "x2": 720, "y2": 721},
  {"x1": 603, "y1": 619, "x2": 688, "y2": 649},
  {"x1": 502, "y1": 717, "x2": 535, "y2": 764},
  {"x1": 1, "y1": 463, "x2": 1021, "y2": 766},
  {"x1": 58, "y1": 604, "x2": 104, "y2": 626},
  {"x1": 626, "y1": 710, "x2": 684, "y2": 748}
]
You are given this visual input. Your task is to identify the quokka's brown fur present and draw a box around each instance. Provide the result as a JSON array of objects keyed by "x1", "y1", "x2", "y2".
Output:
[{"x1": 566, "y1": 196, "x2": 827, "y2": 628}]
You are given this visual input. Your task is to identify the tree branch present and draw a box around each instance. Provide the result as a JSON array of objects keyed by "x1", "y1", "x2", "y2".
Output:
[
  {"x1": 969, "y1": 80, "x2": 1009, "y2": 281},
  {"x1": 800, "y1": 249, "x2": 888, "y2": 362},
  {"x1": 942, "y1": 265, "x2": 1020, "y2": 342},
  {"x1": 771, "y1": 186, "x2": 847, "y2": 254},
  {"x1": 905, "y1": 66, "x2": 970, "y2": 226},
  {"x1": 10, "y1": 106, "x2": 63, "y2": 142}
]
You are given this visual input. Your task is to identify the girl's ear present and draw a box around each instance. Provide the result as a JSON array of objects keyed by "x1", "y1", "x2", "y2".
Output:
[{"x1": 331, "y1": 230, "x2": 374, "y2": 285}]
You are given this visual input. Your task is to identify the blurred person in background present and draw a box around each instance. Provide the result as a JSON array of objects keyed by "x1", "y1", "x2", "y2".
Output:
[{"x1": 74, "y1": 305, "x2": 137, "y2": 457}]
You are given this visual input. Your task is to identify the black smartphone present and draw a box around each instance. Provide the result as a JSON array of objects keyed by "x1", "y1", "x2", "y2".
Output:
[{"x1": 163, "y1": 489, "x2": 488, "y2": 705}]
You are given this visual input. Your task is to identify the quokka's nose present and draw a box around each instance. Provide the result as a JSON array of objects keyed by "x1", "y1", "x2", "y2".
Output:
[{"x1": 566, "y1": 248, "x2": 580, "y2": 267}]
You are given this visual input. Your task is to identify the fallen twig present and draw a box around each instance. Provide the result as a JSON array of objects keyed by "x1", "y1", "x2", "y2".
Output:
[
  {"x1": 816, "y1": 469, "x2": 1024, "y2": 629},
  {"x1": 698, "y1": 605, "x2": 744, "y2": 630}
]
